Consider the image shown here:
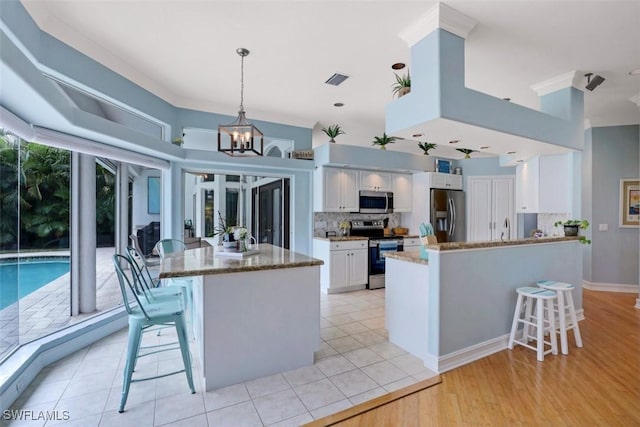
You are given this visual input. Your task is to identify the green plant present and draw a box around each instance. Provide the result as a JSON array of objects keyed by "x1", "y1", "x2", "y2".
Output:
[
  {"x1": 392, "y1": 72, "x2": 411, "y2": 98},
  {"x1": 321, "y1": 124, "x2": 345, "y2": 142},
  {"x1": 554, "y1": 219, "x2": 591, "y2": 244},
  {"x1": 456, "y1": 148, "x2": 475, "y2": 159},
  {"x1": 212, "y1": 211, "x2": 236, "y2": 239},
  {"x1": 371, "y1": 133, "x2": 397, "y2": 150},
  {"x1": 417, "y1": 141, "x2": 437, "y2": 155}
]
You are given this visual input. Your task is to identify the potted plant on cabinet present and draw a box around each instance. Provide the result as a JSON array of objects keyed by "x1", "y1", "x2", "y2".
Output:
[
  {"x1": 392, "y1": 72, "x2": 411, "y2": 98},
  {"x1": 372, "y1": 133, "x2": 397, "y2": 150},
  {"x1": 321, "y1": 124, "x2": 345, "y2": 143},
  {"x1": 456, "y1": 148, "x2": 475, "y2": 159},
  {"x1": 553, "y1": 219, "x2": 591, "y2": 244},
  {"x1": 417, "y1": 141, "x2": 437, "y2": 155}
]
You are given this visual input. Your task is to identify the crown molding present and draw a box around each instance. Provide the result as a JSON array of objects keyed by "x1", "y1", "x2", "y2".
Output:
[
  {"x1": 399, "y1": 2, "x2": 477, "y2": 46},
  {"x1": 530, "y1": 71, "x2": 583, "y2": 96}
]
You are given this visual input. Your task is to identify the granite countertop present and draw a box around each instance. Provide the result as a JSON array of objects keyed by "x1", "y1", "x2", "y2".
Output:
[
  {"x1": 159, "y1": 243, "x2": 323, "y2": 278},
  {"x1": 424, "y1": 236, "x2": 580, "y2": 251},
  {"x1": 385, "y1": 250, "x2": 428, "y2": 265},
  {"x1": 313, "y1": 234, "x2": 419, "y2": 241},
  {"x1": 313, "y1": 236, "x2": 369, "y2": 241}
]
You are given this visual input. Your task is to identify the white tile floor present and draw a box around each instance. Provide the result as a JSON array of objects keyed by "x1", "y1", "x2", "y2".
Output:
[{"x1": 6, "y1": 289, "x2": 436, "y2": 426}]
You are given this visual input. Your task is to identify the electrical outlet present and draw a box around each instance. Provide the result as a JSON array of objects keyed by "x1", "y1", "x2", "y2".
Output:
[{"x1": 599, "y1": 223, "x2": 608, "y2": 231}]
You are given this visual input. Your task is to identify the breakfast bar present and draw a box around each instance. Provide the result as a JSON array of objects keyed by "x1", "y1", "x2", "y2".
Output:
[
  {"x1": 159, "y1": 243, "x2": 323, "y2": 390},
  {"x1": 385, "y1": 236, "x2": 583, "y2": 373}
]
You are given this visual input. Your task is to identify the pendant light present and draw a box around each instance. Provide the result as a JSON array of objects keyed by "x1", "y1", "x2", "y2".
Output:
[{"x1": 217, "y1": 48, "x2": 263, "y2": 156}]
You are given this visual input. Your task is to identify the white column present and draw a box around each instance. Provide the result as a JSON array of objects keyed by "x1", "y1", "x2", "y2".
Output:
[
  {"x1": 161, "y1": 162, "x2": 183, "y2": 240},
  {"x1": 115, "y1": 161, "x2": 129, "y2": 257},
  {"x1": 71, "y1": 152, "x2": 96, "y2": 315}
]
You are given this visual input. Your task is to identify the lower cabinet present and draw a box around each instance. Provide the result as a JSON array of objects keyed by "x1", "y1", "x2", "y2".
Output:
[
  {"x1": 313, "y1": 239, "x2": 368, "y2": 293},
  {"x1": 402, "y1": 237, "x2": 421, "y2": 250}
]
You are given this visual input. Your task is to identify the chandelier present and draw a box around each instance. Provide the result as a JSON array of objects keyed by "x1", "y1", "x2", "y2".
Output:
[{"x1": 217, "y1": 48, "x2": 263, "y2": 156}]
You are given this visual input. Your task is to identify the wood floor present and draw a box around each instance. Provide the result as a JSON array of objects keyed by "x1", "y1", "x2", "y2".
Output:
[{"x1": 314, "y1": 290, "x2": 640, "y2": 426}]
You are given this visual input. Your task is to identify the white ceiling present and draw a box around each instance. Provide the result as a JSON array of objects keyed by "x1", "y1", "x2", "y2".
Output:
[{"x1": 21, "y1": 1, "x2": 640, "y2": 160}]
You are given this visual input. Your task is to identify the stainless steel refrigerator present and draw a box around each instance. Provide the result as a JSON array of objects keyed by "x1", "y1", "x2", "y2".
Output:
[{"x1": 430, "y1": 189, "x2": 465, "y2": 242}]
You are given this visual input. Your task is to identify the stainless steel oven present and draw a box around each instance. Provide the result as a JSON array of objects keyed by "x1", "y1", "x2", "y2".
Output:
[
  {"x1": 350, "y1": 219, "x2": 404, "y2": 290},
  {"x1": 368, "y1": 238, "x2": 403, "y2": 289}
]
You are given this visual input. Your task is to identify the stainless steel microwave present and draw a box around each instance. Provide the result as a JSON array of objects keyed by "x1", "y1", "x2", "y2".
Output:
[{"x1": 359, "y1": 190, "x2": 394, "y2": 213}]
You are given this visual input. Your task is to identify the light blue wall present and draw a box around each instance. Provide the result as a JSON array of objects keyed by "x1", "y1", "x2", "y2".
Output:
[
  {"x1": 589, "y1": 125, "x2": 639, "y2": 286},
  {"x1": 453, "y1": 157, "x2": 515, "y2": 186},
  {"x1": 386, "y1": 29, "x2": 584, "y2": 151}
]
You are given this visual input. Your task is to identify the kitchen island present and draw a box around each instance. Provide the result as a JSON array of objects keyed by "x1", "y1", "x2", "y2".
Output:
[
  {"x1": 385, "y1": 237, "x2": 582, "y2": 373},
  {"x1": 159, "y1": 243, "x2": 323, "y2": 390}
]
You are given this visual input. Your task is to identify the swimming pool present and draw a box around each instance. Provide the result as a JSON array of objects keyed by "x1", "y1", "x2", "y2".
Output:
[{"x1": 0, "y1": 258, "x2": 70, "y2": 310}]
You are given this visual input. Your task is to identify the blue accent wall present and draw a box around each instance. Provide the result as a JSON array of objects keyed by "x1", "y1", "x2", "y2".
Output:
[
  {"x1": 589, "y1": 125, "x2": 639, "y2": 286},
  {"x1": 387, "y1": 29, "x2": 584, "y2": 151}
]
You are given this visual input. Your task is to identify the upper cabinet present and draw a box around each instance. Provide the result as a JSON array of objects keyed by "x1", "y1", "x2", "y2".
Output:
[
  {"x1": 516, "y1": 154, "x2": 569, "y2": 213},
  {"x1": 313, "y1": 167, "x2": 359, "y2": 212},
  {"x1": 359, "y1": 171, "x2": 392, "y2": 192},
  {"x1": 392, "y1": 173, "x2": 413, "y2": 212},
  {"x1": 314, "y1": 167, "x2": 414, "y2": 213},
  {"x1": 426, "y1": 172, "x2": 463, "y2": 190}
]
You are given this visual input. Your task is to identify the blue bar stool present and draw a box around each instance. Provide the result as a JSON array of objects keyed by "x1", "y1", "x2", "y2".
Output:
[
  {"x1": 508, "y1": 286, "x2": 558, "y2": 361},
  {"x1": 112, "y1": 255, "x2": 195, "y2": 413},
  {"x1": 537, "y1": 280, "x2": 583, "y2": 355}
]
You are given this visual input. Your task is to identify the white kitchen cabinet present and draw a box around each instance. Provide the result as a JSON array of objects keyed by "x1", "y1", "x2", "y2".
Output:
[
  {"x1": 313, "y1": 239, "x2": 368, "y2": 293},
  {"x1": 392, "y1": 173, "x2": 413, "y2": 212},
  {"x1": 468, "y1": 176, "x2": 516, "y2": 242},
  {"x1": 516, "y1": 154, "x2": 569, "y2": 213},
  {"x1": 313, "y1": 167, "x2": 359, "y2": 212},
  {"x1": 427, "y1": 172, "x2": 463, "y2": 190},
  {"x1": 359, "y1": 170, "x2": 392, "y2": 192},
  {"x1": 403, "y1": 237, "x2": 421, "y2": 249}
]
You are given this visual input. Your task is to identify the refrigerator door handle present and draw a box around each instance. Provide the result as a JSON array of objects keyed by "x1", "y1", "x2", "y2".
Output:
[{"x1": 448, "y1": 197, "x2": 456, "y2": 238}]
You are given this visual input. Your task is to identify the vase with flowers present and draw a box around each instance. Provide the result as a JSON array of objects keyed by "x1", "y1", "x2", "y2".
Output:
[{"x1": 233, "y1": 226, "x2": 251, "y2": 252}]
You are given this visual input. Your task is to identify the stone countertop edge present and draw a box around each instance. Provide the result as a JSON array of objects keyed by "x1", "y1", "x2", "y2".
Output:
[
  {"x1": 159, "y1": 244, "x2": 324, "y2": 279},
  {"x1": 424, "y1": 236, "x2": 580, "y2": 251},
  {"x1": 385, "y1": 250, "x2": 428, "y2": 265},
  {"x1": 313, "y1": 235, "x2": 419, "y2": 241},
  {"x1": 313, "y1": 236, "x2": 368, "y2": 241}
]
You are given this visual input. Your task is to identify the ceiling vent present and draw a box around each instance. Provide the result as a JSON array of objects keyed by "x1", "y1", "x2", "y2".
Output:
[{"x1": 325, "y1": 73, "x2": 349, "y2": 86}]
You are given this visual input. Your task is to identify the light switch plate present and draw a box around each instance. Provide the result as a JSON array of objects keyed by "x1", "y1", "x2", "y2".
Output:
[{"x1": 599, "y1": 224, "x2": 608, "y2": 231}]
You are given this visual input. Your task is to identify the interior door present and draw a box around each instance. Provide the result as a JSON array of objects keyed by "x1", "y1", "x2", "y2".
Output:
[
  {"x1": 252, "y1": 179, "x2": 290, "y2": 249},
  {"x1": 492, "y1": 178, "x2": 515, "y2": 240},
  {"x1": 468, "y1": 178, "x2": 492, "y2": 242}
]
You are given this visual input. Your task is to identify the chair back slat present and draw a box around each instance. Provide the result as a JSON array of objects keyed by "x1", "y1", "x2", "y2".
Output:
[
  {"x1": 125, "y1": 245, "x2": 157, "y2": 297},
  {"x1": 155, "y1": 239, "x2": 187, "y2": 258},
  {"x1": 112, "y1": 254, "x2": 151, "y2": 318}
]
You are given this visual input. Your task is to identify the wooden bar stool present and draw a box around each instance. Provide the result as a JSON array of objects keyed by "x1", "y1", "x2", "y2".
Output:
[
  {"x1": 508, "y1": 286, "x2": 558, "y2": 361},
  {"x1": 537, "y1": 280, "x2": 583, "y2": 355}
]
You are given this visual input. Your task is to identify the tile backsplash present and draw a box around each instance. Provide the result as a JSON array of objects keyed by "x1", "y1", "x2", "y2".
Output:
[
  {"x1": 537, "y1": 213, "x2": 570, "y2": 237},
  {"x1": 314, "y1": 212, "x2": 401, "y2": 237}
]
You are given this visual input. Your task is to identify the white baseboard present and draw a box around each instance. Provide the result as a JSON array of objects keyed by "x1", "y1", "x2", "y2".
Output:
[
  {"x1": 325, "y1": 284, "x2": 367, "y2": 294},
  {"x1": 437, "y1": 335, "x2": 507, "y2": 373},
  {"x1": 583, "y1": 280, "x2": 640, "y2": 294},
  {"x1": 432, "y1": 311, "x2": 586, "y2": 373}
]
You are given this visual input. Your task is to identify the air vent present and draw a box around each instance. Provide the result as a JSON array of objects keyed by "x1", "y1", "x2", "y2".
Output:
[{"x1": 325, "y1": 73, "x2": 349, "y2": 86}]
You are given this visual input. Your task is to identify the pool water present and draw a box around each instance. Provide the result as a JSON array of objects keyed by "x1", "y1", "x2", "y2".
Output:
[{"x1": 0, "y1": 259, "x2": 70, "y2": 310}]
